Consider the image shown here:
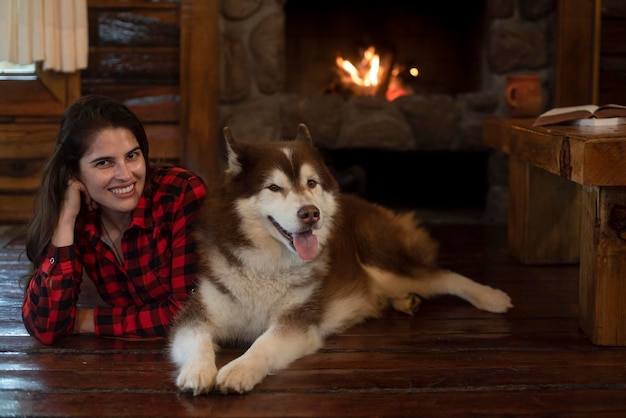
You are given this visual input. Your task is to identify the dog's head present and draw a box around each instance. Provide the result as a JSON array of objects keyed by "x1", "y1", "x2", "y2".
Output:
[{"x1": 222, "y1": 124, "x2": 339, "y2": 261}]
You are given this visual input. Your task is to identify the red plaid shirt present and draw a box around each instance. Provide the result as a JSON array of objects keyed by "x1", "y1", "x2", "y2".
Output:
[{"x1": 22, "y1": 166, "x2": 208, "y2": 345}]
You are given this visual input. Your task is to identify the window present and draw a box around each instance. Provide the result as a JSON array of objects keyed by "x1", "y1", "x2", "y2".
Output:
[
  {"x1": 0, "y1": 60, "x2": 36, "y2": 80},
  {"x1": 0, "y1": 62, "x2": 80, "y2": 116}
]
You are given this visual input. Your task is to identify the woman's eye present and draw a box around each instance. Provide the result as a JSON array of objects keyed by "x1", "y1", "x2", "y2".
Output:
[{"x1": 268, "y1": 184, "x2": 281, "y2": 192}]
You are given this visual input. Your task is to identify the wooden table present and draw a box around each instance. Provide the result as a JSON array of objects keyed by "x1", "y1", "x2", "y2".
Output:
[{"x1": 484, "y1": 118, "x2": 626, "y2": 346}]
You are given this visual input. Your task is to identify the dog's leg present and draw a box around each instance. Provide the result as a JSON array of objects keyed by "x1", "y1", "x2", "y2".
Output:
[
  {"x1": 216, "y1": 326, "x2": 323, "y2": 394},
  {"x1": 169, "y1": 322, "x2": 218, "y2": 396},
  {"x1": 423, "y1": 270, "x2": 513, "y2": 313},
  {"x1": 368, "y1": 266, "x2": 513, "y2": 313}
]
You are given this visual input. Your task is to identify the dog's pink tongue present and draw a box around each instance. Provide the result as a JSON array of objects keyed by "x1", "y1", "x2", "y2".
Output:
[{"x1": 293, "y1": 231, "x2": 318, "y2": 260}]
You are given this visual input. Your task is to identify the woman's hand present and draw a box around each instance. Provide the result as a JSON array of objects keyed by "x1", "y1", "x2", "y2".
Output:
[
  {"x1": 64, "y1": 178, "x2": 98, "y2": 218},
  {"x1": 51, "y1": 178, "x2": 98, "y2": 247},
  {"x1": 74, "y1": 308, "x2": 95, "y2": 334}
]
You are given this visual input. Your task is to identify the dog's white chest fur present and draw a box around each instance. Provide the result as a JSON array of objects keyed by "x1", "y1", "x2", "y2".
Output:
[{"x1": 197, "y1": 247, "x2": 322, "y2": 342}]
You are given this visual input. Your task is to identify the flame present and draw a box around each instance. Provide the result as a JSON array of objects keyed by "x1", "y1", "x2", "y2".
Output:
[
  {"x1": 334, "y1": 46, "x2": 418, "y2": 100},
  {"x1": 386, "y1": 64, "x2": 418, "y2": 101},
  {"x1": 336, "y1": 46, "x2": 382, "y2": 88}
]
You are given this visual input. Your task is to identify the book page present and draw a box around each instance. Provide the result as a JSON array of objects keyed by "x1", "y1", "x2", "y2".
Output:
[
  {"x1": 533, "y1": 104, "x2": 626, "y2": 127},
  {"x1": 533, "y1": 107, "x2": 597, "y2": 126},
  {"x1": 569, "y1": 117, "x2": 626, "y2": 126},
  {"x1": 595, "y1": 104, "x2": 626, "y2": 118},
  {"x1": 538, "y1": 104, "x2": 599, "y2": 118}
]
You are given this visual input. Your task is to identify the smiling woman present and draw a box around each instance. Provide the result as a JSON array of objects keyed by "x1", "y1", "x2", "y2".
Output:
[{"x1": 20, "y1": 94, "x2": 208, "y2": 345}]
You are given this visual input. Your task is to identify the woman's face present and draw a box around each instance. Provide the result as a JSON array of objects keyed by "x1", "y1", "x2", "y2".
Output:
[{"x1": 78, "y1": 127, "x2": 146, "y2": 216}]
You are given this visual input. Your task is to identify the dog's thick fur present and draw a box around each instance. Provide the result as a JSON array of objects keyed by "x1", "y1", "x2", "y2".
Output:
[{"x1": 169, "y1": 124, "x2": 513, "y2": 395}]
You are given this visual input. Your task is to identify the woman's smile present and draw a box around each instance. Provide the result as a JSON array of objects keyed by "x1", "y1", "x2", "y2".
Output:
[
  {"x1": 110, "y1": 183, "x2": 135, "y2": 196},
  {"x1": 79, "y1": 127, "x2": 146, "y2": 215}
]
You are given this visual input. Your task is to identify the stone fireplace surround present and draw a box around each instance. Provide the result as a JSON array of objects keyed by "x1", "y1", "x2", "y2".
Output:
[{"x1": 217, "y1": 0, "x2": 556, "y2": 223}]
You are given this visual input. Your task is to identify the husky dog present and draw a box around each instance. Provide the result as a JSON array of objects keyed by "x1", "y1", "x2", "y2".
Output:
[{"x1": 169, "y1": 124, "x2": 512, "y2": 395}]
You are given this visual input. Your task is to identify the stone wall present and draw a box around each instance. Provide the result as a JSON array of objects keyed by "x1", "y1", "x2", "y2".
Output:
[{"x1": 217, "y1": 0, "x2": 557, "y2": 223}]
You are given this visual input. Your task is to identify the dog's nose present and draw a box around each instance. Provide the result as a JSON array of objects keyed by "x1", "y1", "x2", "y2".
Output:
[{"x1": 298, "y1": 205, "x2": 320, "y2": 225}]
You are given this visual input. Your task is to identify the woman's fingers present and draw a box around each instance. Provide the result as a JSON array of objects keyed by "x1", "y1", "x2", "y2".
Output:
[
  {"x1": 63, "y1": 179, "x2": 92, "y2": 216},
  {"x1": 69, "y1": 178, "x2": 98, "y2": 211},
  {"x1": 63, "y1": 179, "x2": 83, "y2": 215}
]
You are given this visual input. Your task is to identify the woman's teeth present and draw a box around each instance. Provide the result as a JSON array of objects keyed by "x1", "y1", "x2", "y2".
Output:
[{"x1": 111, "y1": 184, "x2": 133, "y2": 194}]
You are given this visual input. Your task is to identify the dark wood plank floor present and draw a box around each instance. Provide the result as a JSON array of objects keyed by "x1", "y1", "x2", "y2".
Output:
[{"x1": 1, "y1": 222, "x2": 625, "y2": 417}]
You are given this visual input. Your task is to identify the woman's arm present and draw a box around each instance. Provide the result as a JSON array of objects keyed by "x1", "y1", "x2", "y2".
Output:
[
  {"x1": 21, "y1": 244, "x2": 84, "y2": 344},
  {"x1": 22, "y1": 179, "x2": 93, "y2": 345},
  {"x1": 75, "y1": 308, "x2": 95, "y2": 333}
]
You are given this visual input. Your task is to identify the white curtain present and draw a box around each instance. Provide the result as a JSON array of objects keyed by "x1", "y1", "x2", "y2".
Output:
[{"x1": 0, "y1": 0, "x2": 88, "y2": 72}]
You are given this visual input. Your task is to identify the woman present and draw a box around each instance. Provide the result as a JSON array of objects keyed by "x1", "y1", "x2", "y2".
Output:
[{"x1": 21, "y1": 94, "x2": 208, "y2": 345}]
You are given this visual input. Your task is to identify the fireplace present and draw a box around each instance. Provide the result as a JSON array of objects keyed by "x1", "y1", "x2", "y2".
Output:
[
  {"x1": 217, "y1": 1, "x2": 555, "y2": 222},
  {"x1": 284, "y1": 1, "x2": 485, "y2": 98}
]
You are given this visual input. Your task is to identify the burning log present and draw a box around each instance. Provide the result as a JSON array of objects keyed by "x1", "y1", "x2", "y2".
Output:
[
  {"x1": 326, "y1": 45, "x2": 415, "y2": 101},
  {"x1": 374, "y1": 50, "x2": 394, "y2": 98},
  {"x1": 386, "y1": 63, "x2": 418, "y2": 101}
]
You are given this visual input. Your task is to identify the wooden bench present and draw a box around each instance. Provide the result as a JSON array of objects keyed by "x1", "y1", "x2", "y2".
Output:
[{"x1": 483, "y1": 118, "x2": 626, "y2": 346}]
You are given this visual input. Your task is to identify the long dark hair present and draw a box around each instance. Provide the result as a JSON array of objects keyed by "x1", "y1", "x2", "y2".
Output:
[{"x1": 21, "y1": 94, "x2": 150, "y2": 287}]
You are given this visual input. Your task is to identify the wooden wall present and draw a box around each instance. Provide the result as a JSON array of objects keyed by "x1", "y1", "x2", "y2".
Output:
[
  {"x1": 0, "y1": 0, "x2": 219, "y2": 222},
  {"x1": 84, "y1": 0, "x2": 184, "y2": 166},
  {"x1": 597, "y1": 0, "x2": 626, "y2": 105},
  {"x1": 556, "y1": 0, "x2": 626, "y2": 107}
]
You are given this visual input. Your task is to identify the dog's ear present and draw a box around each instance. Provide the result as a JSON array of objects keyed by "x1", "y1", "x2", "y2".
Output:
[
  {"x1": 223, "y1": 126, "x2": 236, "y2": 146},
  {"x1": 223, "y1": 126, "x2": 242, "y2": 176},
  {"x1": 295, "y1": 123, "x2": 313, "y2": 145}
]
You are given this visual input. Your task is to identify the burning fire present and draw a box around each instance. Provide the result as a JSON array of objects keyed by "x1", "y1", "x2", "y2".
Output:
[
  {"x1": 335, "y1": 45, "x2": 418, "y2": 101},
  {"x1": 335, "y1": 46, "x2": 381, "y2": 91}
]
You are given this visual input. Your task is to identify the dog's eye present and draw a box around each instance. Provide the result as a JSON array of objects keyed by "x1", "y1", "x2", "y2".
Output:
[
  {"x1": 268, "y1": 184, "x2": 281, "y2": 192},
  {"x1": 307, "y1": 179, "x2": 317, "y2": 188}
]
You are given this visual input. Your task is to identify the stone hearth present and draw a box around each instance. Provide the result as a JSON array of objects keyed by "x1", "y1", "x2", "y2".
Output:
[{"x1": 217, "y1": 0, "x2": 557, "y2": 223}]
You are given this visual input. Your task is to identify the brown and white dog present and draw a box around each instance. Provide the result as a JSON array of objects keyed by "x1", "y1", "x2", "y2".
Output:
[{"x1": 168, "y1": 124, "x2": 513, "y2": 395}]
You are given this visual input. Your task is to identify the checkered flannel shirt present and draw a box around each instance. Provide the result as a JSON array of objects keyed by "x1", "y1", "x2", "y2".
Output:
[{"x1": 22, "y1": 166, "x2": 208, "y2": 345}]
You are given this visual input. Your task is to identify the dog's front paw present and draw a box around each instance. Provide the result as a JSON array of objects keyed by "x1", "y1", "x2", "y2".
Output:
[
  {"x1": 474, "y1": 286, "x2": 513, "y2": 313},
  {"x1": 216, "y1": 358, "x2": 267, "y2": 394},
  {"x1": 176, "y1": 362, "x2": 218, "y2": 396}
]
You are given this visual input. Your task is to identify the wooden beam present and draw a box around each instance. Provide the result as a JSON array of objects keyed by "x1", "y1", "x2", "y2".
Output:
[
  {"x1": 555, "y1": 0, "x2": 601, "y2": 106},
  {"x1": 179, "y1": 0, "x2": 220, "y2": 185}
]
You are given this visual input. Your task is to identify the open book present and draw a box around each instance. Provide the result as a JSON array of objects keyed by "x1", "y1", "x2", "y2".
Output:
[{"x1": 532, "y1": 104, "x2": 626, "y2": 127}]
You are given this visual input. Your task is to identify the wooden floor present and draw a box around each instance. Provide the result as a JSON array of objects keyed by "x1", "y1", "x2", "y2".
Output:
[{"x1": 1, "y1": 222, "x2": 626, "y2": 417}]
